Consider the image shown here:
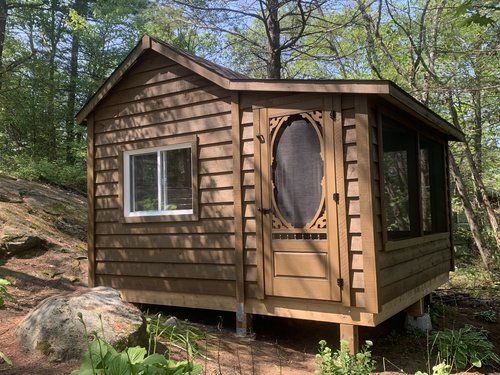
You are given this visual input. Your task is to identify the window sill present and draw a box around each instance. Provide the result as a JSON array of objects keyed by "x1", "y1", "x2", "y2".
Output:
[
  {"x1": 121, "y1": 212, "x2": 199, "y2": 223},
  {"x1": 385, "y1": 232, "x2": 450, "y2": 252}
]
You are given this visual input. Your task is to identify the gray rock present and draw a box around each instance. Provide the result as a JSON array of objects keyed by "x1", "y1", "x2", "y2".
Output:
[
  {"x1": 1, "y1": 234, "x2": 46, "y2": 256},
  {"x1": 405, "y1": 312, "x2": 432, "y2": 332},
  {"x1": 16, "y1": 287, "x2": 147, "y2": 361},
  {"x1": 0, "y1": 189, "x2": 23, "y2": 203},
  {"x1": 164, "y1": 316, "x2": 181, "y2": 327}
]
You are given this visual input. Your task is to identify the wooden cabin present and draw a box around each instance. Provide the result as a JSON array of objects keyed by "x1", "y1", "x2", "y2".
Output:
[{"x1": 77, "y1": 35, "x2": 464, "y2": 351}]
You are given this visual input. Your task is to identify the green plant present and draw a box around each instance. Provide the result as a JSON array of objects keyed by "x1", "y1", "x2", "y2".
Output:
[
  {"x1": 415, "y1": 361, "x2": 452, "y2": 375},
  {"x1": 0, "y1": 350, "x2": 12, "y2": 366},
  {"x1": 0, "y1": 278, "x2": 11, "y2": 308},
  {"x1": 72, "y1": 312, "x2": 201, "y2": 375},
  {"x1": 430, "y1": 324, "x2": 500, "y2": 370},
  {"x1": 474, "y1": 310, "x2": 496, "y2": 323},
  {"x1": 315, "y1": 340, "x2": 376, "y2": 375},
  {"x1": 146, "y1": 314, "x2": 209, "y2": 361},
  {"x1": 0, "y1": 156, "x2": 86, "y2": 192}
]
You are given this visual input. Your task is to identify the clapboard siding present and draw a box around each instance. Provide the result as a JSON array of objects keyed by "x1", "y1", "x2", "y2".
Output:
[
  {"x1": 91, "y1": 50, "x2": 237, "y2": 297},
  {"x1": 342, "y1": 94, "x2": 366, "y2": 307},
  {"x1": 379, "y1": 237, "x2": 451, "y2": 303},
  {"x1": 96, "y1": 275, "x2": 236, "y2": 296}
]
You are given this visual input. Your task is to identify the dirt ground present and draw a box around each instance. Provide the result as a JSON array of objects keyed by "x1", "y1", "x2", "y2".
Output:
[
  {"x1": 1, "y1": 245, "x2": 499, "y2": 374},
  {"x1": 0, "y1": 177, "x2": 499, "y2": 374}
]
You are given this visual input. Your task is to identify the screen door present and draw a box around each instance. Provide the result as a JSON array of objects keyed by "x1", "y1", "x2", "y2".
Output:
[{"x1": 254, "y1": 96, "x2": 341, "y2": 301}]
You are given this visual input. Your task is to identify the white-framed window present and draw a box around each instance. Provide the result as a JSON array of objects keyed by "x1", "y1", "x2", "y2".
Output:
[{"x1": 123, "y1": 143, "x2": 193, "y2": 217}]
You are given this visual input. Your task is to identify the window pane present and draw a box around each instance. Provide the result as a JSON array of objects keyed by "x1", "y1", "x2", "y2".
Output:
[
  {"x1": 131, "y1": 153, "x2": 158, "y2": 212},
  {"x1": 160, "y1": 147, "x2": 192, "y2": 211},
  {"x1": 273, "y1": 118, "x2": 323, "y2": 228},
  {"x1": 383, "y1": 121, "x2": 418, "y2": 240},
  {"x1": 420, "y1": 137, "x2": 446, "y2": 233}
]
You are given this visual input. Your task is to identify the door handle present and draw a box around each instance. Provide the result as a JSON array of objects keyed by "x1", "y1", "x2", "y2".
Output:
[{"x1": 258, "y1": 207, "x2": 271, "y2": 214}]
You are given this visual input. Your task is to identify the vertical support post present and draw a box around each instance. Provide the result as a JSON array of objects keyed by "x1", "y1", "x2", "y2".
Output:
[
  {"x1": 232, "y1": 92, "x2": 252, "y2": 336},
  {"x1": 355, "y1": 95, "x2": 380, "y2": 313},
  {"x1": 405, "y1": 298, "x2": 425, "y2": 316},
  {"x1": 340, "y1": 324, "x2": 359, "y2": 354},
  {"x1": 333, "y1": 95, "x2": 351, "y2": 307},
  {"x1": 87, "y1": 112, "x2": 96, "y2": 288},
  {"x1": 444, "y1": 144, "x2": 454, "y2": 270}
]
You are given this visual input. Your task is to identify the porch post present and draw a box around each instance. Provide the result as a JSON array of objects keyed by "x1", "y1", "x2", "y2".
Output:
[{"x1": 340, "y1": 323, "x2": 359, "y2": 354}]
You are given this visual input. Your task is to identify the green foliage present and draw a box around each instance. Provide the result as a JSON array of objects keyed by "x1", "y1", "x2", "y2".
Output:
[
  {"x1": 0, "y1": 278, "x2": 11, "y2": 308},
  {"x1": 456, "y1": 0, "x2": 498, "y2": 26},
  {"x1": 0, "y1": 156, "x2": 86, "y2": 192},
  {"x1": 146, "y1": 314, "x2": 208, "y2": 362},
  {"x1": 71, "y1": 340, "x2": 199, "y2": 375},
  {"x1": 430, "y1": 325, "x2": 500, "y2": 370},
  {"x1": 474, "y1": 310, "x2": 496, "y2": 323},
  {"x1": 315, "y1": 340, "x2": 376, "y2": 375},
  {"x1": 415, "y1": 362, "x2": 452, "y2": 375},
  {"x1": 72, "y1": 312, "x2": 201, "y2": 375}
]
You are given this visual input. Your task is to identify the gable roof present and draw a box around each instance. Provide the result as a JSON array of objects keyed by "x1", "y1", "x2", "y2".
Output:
[{"x1": 76, "y1": 35, "x2": 464, "y2": 141}]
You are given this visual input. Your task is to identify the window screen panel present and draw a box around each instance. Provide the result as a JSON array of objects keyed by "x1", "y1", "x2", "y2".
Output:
[
  {"x1": 382, "y1": 120, "x2": 419, "y2": 240},
  {"x1": 131, "y1": 152, "x2": 158, "y2": 212},
  {"x1": 420, "y1": 137, "x2": 446, "y2": 233},
  {"x1": 273, "y1": 118, "x2": 324, "y2": 228},
  {"x1": 160, "y1": 147, "x2": 192, "y2": 211}
]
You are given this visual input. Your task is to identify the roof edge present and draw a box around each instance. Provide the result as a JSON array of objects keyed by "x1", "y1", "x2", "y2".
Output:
[
  {"x1": 75, "y1": 35, "x2": 464, "y2": 142},
  {"x1": 386, "y1": 83, "x2": 465, "y2": 141},
  {"x1": 76, "y1": 35, "x2": 151, "y2": 124}
]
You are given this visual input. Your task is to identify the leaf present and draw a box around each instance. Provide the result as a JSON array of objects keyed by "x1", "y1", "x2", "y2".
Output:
[
  {"x1": 142, "y1": 353, "x2": 168, "y2": 366},
  {"x1": 107, "y1": 352, "x2": 131, "y2": 375},
  {"x1": 471, "y1": 359, "x2": 482, "y2": 368},
  {"x1": 0, "y1": 351, "x2": 12, "y2": 366},
  {"x1": 70, "y1": 369, "x2": 96, "y2": 375},
  {"x1": 126, "y1": 346, "x2": 147, "y2": 365}
]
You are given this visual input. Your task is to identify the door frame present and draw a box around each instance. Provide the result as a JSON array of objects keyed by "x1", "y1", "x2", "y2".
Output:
[{"x1": 252, "y1": 94, "x2": 343, "y2": 302}]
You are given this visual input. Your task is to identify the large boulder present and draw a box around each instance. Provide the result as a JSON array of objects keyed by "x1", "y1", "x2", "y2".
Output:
[{"x1": 16, "y1": 287, "x2": 147, "y2": 360}]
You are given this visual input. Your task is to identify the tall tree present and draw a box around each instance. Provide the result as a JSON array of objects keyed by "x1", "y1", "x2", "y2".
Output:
[
  {"x1": 351, "y1": 0, "x2": 499, "y2": 267},
  {"x1": 65, "y1": 0, "x2": 87, "y2": 163},
  {"x1": 172, "y1": 0, "x2": 326, "y2": 78}
]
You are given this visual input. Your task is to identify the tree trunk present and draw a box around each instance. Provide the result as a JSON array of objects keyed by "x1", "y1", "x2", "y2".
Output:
[
  {"x1": 65, "y1": 0, "x2": 87, "y2": 164},
  {"x1": 449, "y1": 154, "x2": 492, "y2": 269},
  {"x1": 447, "y1": 96, "x2": 499, "y2": 251},
  {"x1": 472, "y1": 88, "x2": 482, "y2": 174},
  {"x1": 265, "y1": 0, "x2": 281, "y2": 79},
  {"x1": 0, "y1": 0, "x2": 7, "y2": 89}
]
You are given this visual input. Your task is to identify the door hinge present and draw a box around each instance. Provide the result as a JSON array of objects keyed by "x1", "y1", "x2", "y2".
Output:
[
  {"x1": 337, "y1": 278, "x2": 344, "y2": 288},
  {"x1": 332, "y1": 192, "x2": 340, "y2": 203},
  {"x1": 330, "y1": 110, "x2": 336, "y2": 120},
  {"x1": 256, "y1": 134, "x2": 265, "y2": 144}
]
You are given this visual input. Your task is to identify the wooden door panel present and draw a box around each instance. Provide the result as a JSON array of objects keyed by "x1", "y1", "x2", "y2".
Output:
[
  {"x1": 274, "y1": 252, "x2": 328, "y2": 278},
  {"x1": 272, "y1": 278, "x2": 332, "y2": 300}
]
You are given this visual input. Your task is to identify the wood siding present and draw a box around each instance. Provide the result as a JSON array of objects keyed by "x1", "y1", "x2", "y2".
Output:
[
  {"x1": 378, "y1": 235, "x2": 451, "y2": 304},
  {"x1": 91, "y1": 50, "x2": 238, "y2": 301}
]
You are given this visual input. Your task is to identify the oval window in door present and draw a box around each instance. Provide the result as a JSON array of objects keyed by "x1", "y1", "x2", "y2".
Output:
[{"x1": 272, "y1": 117, "x2": 324, "y2": 228}]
